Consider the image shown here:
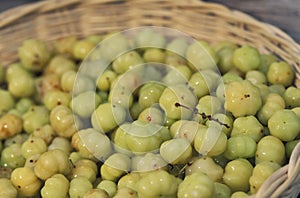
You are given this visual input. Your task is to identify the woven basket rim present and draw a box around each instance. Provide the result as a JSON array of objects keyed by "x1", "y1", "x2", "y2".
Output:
[{"x1": 1, "y1": 0, "x2": 300, "y2": 48}]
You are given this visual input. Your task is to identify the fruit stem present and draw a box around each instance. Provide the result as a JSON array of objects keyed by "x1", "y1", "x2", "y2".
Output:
[{"x1": 175, "y1": 102, "x2": 230, "y2": 128}]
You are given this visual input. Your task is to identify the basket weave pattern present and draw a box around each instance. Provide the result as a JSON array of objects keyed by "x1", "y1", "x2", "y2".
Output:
[{"x1": 0, "y1": 0, "x2": 300, "y2": 197}]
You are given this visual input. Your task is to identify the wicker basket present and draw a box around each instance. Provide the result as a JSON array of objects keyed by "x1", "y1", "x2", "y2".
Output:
[{"x1": 0, "y1": 0, "x2": 300, "y2": 197}]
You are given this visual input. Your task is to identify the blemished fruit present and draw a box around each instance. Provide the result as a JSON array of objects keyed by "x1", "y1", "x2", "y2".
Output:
[{"x1": 0, "y1": 28, "x2": 299, "y2": 197}]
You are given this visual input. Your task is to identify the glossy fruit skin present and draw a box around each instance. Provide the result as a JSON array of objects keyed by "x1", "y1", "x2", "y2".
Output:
[
  {"x1": 50, "y1": 105, "x2": 79, "y2": 138},
  {"x1": 91, "y1": 103, "x2": 126, "y2": 133},
  {"x1": 213, "y1": 182, "x2": 232, "y2": 198},
  {"x1": 72, "y1": 40, "x2": 95, "y2": 60},
  {"x1": 11, "y1": 167, "x2": 42, "y2": 197},
  {"x1": 97, "y1": 180, "x2": 117, "y2": 197},
  {"x1": 83, "y1": 189, "x2": 109, "y2": 198},
  {"x1": 283, "y1": 86, "x2": 300, "y2": 108},
  {"x1": 18, "y1": 39, "x2": 51, "y2": 72},
  {"x1": 222, "y1": 159, "x2": 253, "y2": 192},
  {"x1": 233, "y1": 45, "x2": 261, "y2": 73},
  {"x1": 185, "y1": 156, "x2": 224, "y2": 182},
  {"x1": 255, "y1": 136, "x2": 286, "y2": 166},
  {"x1": 267, "y1": 61, "x2": 294, "y2": 87},
  {"x1": 285, "y1": 140, "x2": 300, "y2": 159},
  {"x1": 186, "y1": 41, "x2": 219, "y2": 71},
  {"x1": 178, "y1": 172, "x2": 214, "y2": 198},
  {"x1": 194, "y1": 126, "x2": 227, "y2": 157},
  {"x1": 160, "y1": 138, "x2": 192, "y2": 164},
  {"x1": 71, "y1": 159, "x2": 98, "y2": 183},
  {"x1": 224, "y1": 135, "x2": 257, "y2": 160},
  {"x1": 159, "y1": 84, "x2": 197, "y2": 120},
  {"x1": 0, "y1": 144, "x2": 25, "y2": 169},
  {"x1": 73, "y1": 128, "x2": 112, "y2": 161},
  {"x1": 0, "y1": 178, "x2": 18, "y2": 198},
  {"x1": 249, "y1": 162, "x2": 281, "y2": 194},
  {"x1": 0, "y1": 114, "x2": 23, "y2": 140},
  {"x1": 225, "y1": 80, "x2": 262, "y2": 117},
  {"x1": 138, "y1": 83, "x2": 165, "y2": 109},
  {"x1": 0, "y1": 89, "x2": 15, "y2": 116},
  {"x1": 69, "y1": 176, "x2": 93, "y2": 198},
  {"x1": 112, "y1": 51, "x2": 144, "y2": 74},
  {"x1": 268, "y1": 109, "x2": 300, "y2": 141},
  {"x1": 100, "y1": 153, "x2": 131, "y2": 181},
  {"x1": 230, "y1": 115, "x2": 264, "y2": 142},
  {"x1": 137, "y1": 170, "x2": 180, "y2": 198},
  {"x1": 41, "y1": 174, "x2": 70, "y2": 198},
  {"x1": 34, "y1": 149, "x2": 72, "y2": 180}
]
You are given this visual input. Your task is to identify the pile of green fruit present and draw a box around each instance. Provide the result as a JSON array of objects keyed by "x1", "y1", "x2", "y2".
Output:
[{"x1": 0, "y1": 28, "x2": 299, "y2": 198}]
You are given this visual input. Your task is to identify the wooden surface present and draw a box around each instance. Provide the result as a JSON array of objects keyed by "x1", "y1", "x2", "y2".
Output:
[{"x1": 0, "y1": 0, "x2": 299, "y2": 43}]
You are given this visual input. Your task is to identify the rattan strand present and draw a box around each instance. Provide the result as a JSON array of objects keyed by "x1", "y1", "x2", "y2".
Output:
[{"x1": 0, "y1": 0, "x2": 300, "y2": 197}]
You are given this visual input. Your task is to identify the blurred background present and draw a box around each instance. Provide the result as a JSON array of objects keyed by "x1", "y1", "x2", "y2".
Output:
[{"x1": 0, "y1": 0, "x2": 299, "y2": 42}]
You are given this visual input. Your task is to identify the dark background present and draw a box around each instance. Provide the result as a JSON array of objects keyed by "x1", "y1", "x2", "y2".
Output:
[{"x1": 1, "y1": 0, "x2": 299, "y2": 43}]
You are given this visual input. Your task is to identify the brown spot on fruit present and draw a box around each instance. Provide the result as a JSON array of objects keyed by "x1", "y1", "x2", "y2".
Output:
[{"x1": 147, "y1": 116, "x2": 152, "y2": 122}]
